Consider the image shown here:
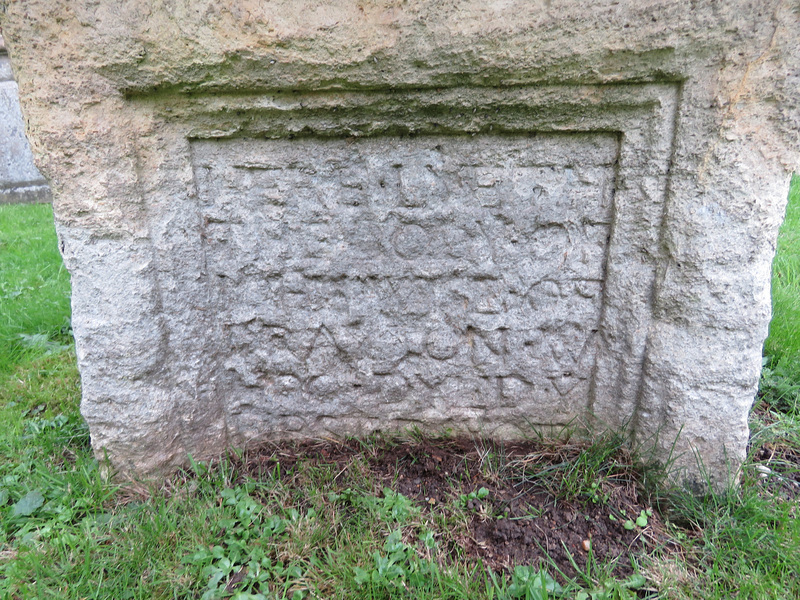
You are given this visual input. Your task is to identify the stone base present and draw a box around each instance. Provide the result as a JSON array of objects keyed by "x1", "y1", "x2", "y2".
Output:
[{"x1": 0, "y1": 184, "x2": 52, "y2": 205}]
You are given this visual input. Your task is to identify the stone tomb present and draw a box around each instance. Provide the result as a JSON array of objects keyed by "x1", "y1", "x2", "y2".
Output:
[
  {"x1": 0, "y1": 34, "x2": 50, "y2": 204},
  {"x1": 2, "y1": 1, "x2": 798, "y2": 488}
]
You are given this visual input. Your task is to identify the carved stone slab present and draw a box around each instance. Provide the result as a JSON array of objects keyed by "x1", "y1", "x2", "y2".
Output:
[
  {"x1": 192, "y1": 134, "x2": 615, "y2": 435},
  {"x1": 2, "y1": 1, "x2": 798, "y2": 489}
]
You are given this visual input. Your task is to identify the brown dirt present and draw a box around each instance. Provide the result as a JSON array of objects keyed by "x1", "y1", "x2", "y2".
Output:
[{"x1": 240, "y1": 435, "x2": 673, "y2": 579}]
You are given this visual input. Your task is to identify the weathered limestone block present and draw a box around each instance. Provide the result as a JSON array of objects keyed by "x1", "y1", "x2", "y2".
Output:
[
  {"x1": 1, "y1": 0, "x2": 797, "y2": 489},
  {"x1": 0, "y1": 34, "x2": 50, "y2": 204}
]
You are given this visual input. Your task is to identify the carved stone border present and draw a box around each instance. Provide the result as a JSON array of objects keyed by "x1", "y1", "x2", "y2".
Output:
[{"x1": 66, "y1": 83, "x2": 679, "y2": 473}]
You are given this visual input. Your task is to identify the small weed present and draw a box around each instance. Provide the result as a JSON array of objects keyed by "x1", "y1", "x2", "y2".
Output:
[
  {"x1": 353, "y1": 528, "x2": 438, "y2": 592},
  {"x1": 182, "y1": 486, "x2": 310, "y2": 599},
  {"x1": 503, "y1": 566, "x2": 564, "y2": 600},
  {"x1": 574, "y1": 573, "x2": 647, "y2": 600},
  {"x1": 626, "y1": 510, "x2": 649, "y2": 531},
  {"x1": 759, "y1": 360, "x2": 800, "y2": 414},
  {"x1": 609, "y1": 508, "x2": 652, "y2": 531},
  {"x1": 380, "y1": 487, "x2": 418, "y2": 522},
  {"x1": 456, "y1": 486, "x2": 490, "y2": 509},
  {"x1": 328, "y1": 486, "x2": 419, "y2": 524},
  {"x1": 587, "y1": 481, "x2": 608, "y2": 505}
]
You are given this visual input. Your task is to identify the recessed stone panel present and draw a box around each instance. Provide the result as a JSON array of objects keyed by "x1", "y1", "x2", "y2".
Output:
[{"x1": 191, "y1": 134, "x2": 616, "y2": 435}]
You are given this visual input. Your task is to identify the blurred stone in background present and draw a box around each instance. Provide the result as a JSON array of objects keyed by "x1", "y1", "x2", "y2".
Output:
[{"x1": 0, "y1": 34, "x2": 51, "y2": 205}]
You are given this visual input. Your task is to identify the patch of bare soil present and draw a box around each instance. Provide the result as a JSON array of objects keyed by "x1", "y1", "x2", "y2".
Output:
[{"x1": 241, "y1": 435, "x2": 672, "y2": 579}]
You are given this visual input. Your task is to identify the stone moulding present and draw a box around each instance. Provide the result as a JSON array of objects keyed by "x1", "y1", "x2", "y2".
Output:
[
  {"x1": 2, "y1": 0, "x2": 798, "y2": 490},
  {"x1": 90, "y1": 83, "x2": 679, "y2": 473}
]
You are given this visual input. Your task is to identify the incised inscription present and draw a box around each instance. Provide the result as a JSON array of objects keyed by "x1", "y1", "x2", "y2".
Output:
[{"x1": 192, "y1": 133, "x2": 617, "y2": 434}]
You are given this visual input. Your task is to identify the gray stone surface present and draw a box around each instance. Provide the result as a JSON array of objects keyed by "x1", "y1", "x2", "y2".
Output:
[
  {"x1": 0, "y1": 34, "x2": 50, "y2": 204},
  {"x1": 1, "y1": 0, "x2": 798, "y2": 489},
  {"x1": 193, "y1": 134, "x2": 615, "y2": 435}
]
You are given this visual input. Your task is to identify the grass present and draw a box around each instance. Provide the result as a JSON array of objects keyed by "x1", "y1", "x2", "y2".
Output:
[
  {"x1": 761, "y1": 173, "x2": 800, "y2": 414},
  {"x1": 1, "y1": 176, "x2": 799, "y2": 599},
  {"x1": 0, "y1": 203, "x2": 71, "y2": 373},
  {"x1": 765, "y1": 174, "x2": 800, "y2": 369}
]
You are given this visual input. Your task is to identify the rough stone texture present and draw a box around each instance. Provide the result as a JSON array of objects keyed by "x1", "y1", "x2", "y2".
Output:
[
  {"x1": 1, "y1": 1, "x2": 798, "y2": 489},
  {"x1": 194, "y1": 134, "x2": 616, "y2": 434},
  {"x1": 0, "y1": 34, "x2": 50, "y2": 204}
]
